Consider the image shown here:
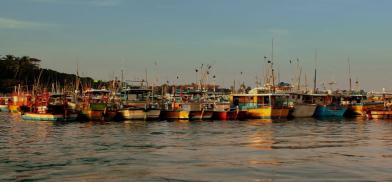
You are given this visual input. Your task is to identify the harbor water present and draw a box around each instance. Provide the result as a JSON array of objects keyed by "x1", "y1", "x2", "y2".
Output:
[{"x1": 1, "y1": 112, "x2": 391, "y2": 181}]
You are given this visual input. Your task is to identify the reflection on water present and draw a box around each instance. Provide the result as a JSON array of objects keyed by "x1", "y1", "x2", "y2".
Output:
[{"x1": 1, "y1": 113, "x2": 392, "y2": 181}]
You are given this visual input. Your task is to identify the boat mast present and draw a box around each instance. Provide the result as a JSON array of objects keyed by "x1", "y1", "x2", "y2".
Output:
[
  {"x1": 313, "y1": 49, "x2": 318, "y2": 94},
  {"x1": 348, "y1": 57, "x2": 352, "y2": 94},
  {"x1": 271, "y1": 38, "x2": 275, "y2": 93},
  {"x1": 297, "y1": 58, "x2": 302, "y2": 91}
]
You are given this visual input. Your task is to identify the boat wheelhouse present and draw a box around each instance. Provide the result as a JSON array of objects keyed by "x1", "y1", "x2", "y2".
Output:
[{"x1": 230, "y1": 93, "x2": 290, "y2": 119}]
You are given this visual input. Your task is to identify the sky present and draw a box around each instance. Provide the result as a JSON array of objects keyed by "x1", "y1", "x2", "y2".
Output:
[{"x1": 1, "y1": 0, "x2": 392, "y2": 91}]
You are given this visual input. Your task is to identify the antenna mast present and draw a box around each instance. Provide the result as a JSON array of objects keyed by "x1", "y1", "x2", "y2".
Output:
[
  {"x1": 348, "y1": 57, "x2": 352, "y2": 93},
  {"x1": 313, "y1": 49, "x2": 318, "y2": 93}
]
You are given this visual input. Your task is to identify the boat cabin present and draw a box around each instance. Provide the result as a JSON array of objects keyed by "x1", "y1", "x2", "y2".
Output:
[{"x1": 230, "y1": 93, "x2": 289, "y2": 110}]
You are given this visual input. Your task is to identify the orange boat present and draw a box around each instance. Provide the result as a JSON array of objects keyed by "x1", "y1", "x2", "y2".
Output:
[{"x1": 367, "y1": 110, "x2": 392, "y2": 119}]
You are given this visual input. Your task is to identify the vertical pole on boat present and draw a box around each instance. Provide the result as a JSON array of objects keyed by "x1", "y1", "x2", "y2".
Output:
[
  {"x1": 121, "y1": 69, "x2": 124, "y2": 90},
  {"x1": 263, "y1": 56, "x2": 268, "y2": 85},
  {"x1": 195, "y1": 67, "x2": 198, "y2": 90},
  {"x1": 314, "y1": 53, "x2": 317, "y2": 94},
  {"x1": 145, "y1": 68, "x2": 148, "y2": 88},
  {"x1": 233, "y1": 80, "x2": 236, "y2": 94},
  {"x1": 270, "y1": 38, "x2": 276, "y2": 93},
  {"x1": 348, "y1": 57, "x2": 352, "y2": 93}
]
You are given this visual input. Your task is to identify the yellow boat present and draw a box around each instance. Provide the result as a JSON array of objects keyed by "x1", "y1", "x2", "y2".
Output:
[
  {"x1": 342, "y1": 95, "x2": 384, "y2": 116},
  {"x1": 231, "y1": 93, "x2": 290, "y2": 119}
]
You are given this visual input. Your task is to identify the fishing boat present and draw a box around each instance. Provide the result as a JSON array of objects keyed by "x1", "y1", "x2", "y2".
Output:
[
  {"x1": 160, "y1": 98, "x2": 189, "y2": 120},
  {"x1": 342, "y1": 94, "x2": 384, "y2": 117},
  {"x1": 363, "y1": 92, "x2": 392, "y2": 119},
  {"x1": 183, "y1": 102, "x2": 214, "y2": 120},
  {"x1": 212, "y1": 102, "x2": 247, "y2": 120},
  {"x1": 79, "y1": 89, "x2": 113, "y2": 121},
  {"x1": 0, "y1": 97, "x2": 10, "y2": 112},
  {"x1": 231, "y1": 92, "x2": 290, "y2": 119},
  {"x1": 118, "y1": 88, "x2": 160, "y2": 120},
  {"x1": 289, "y1": 93, "x2": 318, "y2": 118},
  {"x1": 22, "y1": 93, "x2": 77, "y2": 121},
  {"x1": 367, "y1": 110, "x2": 392, "y2": 119},
  {"x1": 313, "y1": 94, "x2": 347, "y2": 117},
  {"x1": 8, "y1": 85, "x2": 32, "y2": 113}
]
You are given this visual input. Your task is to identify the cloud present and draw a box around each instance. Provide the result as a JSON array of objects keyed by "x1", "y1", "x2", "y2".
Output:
[{"x1": 0, "y1": 17, "x2": 49, "y2": 29}]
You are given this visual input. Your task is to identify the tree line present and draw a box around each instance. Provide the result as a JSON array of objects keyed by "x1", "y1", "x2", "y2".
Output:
[{"x1": 0, "y1": 54, "x2": 94, "y2": 93}]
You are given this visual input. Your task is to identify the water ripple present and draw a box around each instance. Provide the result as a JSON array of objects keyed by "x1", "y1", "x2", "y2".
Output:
[{"x1": 0, "y1": 113, "x2": 392, "y2": 181}]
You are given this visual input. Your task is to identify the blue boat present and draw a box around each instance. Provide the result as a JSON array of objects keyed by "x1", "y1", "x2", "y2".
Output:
[{"x1": 314, "y1": 105, "x2": 347, "y2": 117}]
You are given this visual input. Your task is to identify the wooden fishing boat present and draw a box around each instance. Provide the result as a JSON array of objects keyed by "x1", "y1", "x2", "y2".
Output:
[
  {"x1": 289, "y1": 93, "x2": 318, "y2": 118},
  {"x1": 212, "y1": 104, "x2": 247, "y2": 120},
  {"x1": 312, "y1": 94, "x2": 347, "y2": 117},
  {"x1": 22, "y1": 93, "x2": 77, "y2": 121},
  {"x1": 0, "y1": 97, "x2": 10, "y2": 112},
  {"x1": 182, "y1": 103, "x2": 213, "y2": 120},
  {"x1": 79, "y1": 89, "x2": 113, "y2": 121},
  {"x1": 118, "y1": 88, "x2": 160, "y2": 120},
  {"x1": 367, "y1": 110, "x2": 392, "y2": 119},
  {"x1": 119, "y1": 108, "x2": 160, "y2": 120},
  {"x1": 342, "y1": 94, "x2": 384, "y2": 117},
  {"x1": 160, "y1": 110, "x2": 190, "y2": 120},
  {"x1": 231, "y1": 93, "x2": 290, "y2": 119},
  {"x1": 9, "y1": 92, "x2": 32, "y2": 113}
]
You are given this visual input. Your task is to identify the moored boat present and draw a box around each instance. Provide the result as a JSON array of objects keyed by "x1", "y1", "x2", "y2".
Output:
[
  {"x1": 367, "y1": 110, "x2": 392, "y2": 119},
  {"x1": 231, "y1": 93, "x2": 290, "y2": 119},
  {"x1": 312, "y1": 94, "x2": 347, "y2": 118},
  {"x1": 118, "y1": 88, "x2": 160, "y2": 120},
  {"x1": 0, "y1": 97, "x2": 10, "y2": 112},
  {"x1": 182, "y1": 103, "x2": 213, "y2": 120},
  {"x1": 160, "y1": 110, "x2": 190, "y2": 120},
  {"x1": 342, "y1": 94, "x2": 384, "y2": 117},
  {"x1": 22, "y1": 93, "x2": 77, "y2": 121},
  {"x1": 212, "y1": 102, "x2": 247, "y2": 120},
  {"x1": 289, "y1": 93, "x2": 318, "y2": 118},
  {"x1": 79, "y1": 89, "x2": 113, "y2": 121}
]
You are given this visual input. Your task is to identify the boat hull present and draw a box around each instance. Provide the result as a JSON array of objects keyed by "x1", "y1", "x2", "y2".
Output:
[
  {"x1": 314, "y1": 105, "x2": 347, "y2": 117},
  {"x1": 22, "y1": 113, "x2": 78, "y2": 121},
  {"x1": 0, "y1": 105, "x2": 9, "y2": 112},
  {"x1": 367, "y1": 110, "x2": 392, "y2": 119},
  {"x1": 212, "y1": 110, "x2": 247, "y2": 120},
  {"x1": 189, "y1": 110, "x2": 213, "y2": 120},
  {"x1": 80, "y1": 110, "x2": 105, "y2": 121},
  {"x1": 247, "y1": 107, "x2": 290, "y2": 119},
  {"x1": 119, "y1": 109, "x2": 160, "y2": 120},
  {"x1": 291, "y1": 104, "x2": 317, "y2": 118},
  {"x1": 347, "y1": 103, "x2": 385, "y2": 117},
  {"x1": 9, "y1": 105, "x2": 19, "y2": 113},
  {"x1": 160, "y1": 110, "x2": 189, "y2": 120}
]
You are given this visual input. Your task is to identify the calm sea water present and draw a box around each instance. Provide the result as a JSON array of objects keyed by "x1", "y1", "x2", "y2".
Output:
[{"x1": 1, "y1": 112, "x2": 392, "y2": 182}]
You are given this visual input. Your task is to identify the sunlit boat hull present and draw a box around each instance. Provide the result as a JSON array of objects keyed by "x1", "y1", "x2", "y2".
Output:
[
  {"x1": 247, "y1": 107, "x2": 290, "y2": 119},
  {"x1": 22, "y1": 113, "x2": 78, "y2": 121},
  {"x1": 9, "y1": 105, "x2": 19, "y2": 113},
  {"x1": 119, "y1": 109, "x2": 161, "y2": 120},
  {"x1": 212, "y1": 110, "x2": 247, "y2": 120},
  {"x1": 160, "y1": 110, "x2": 189, "y2": 120},
  {"x1": 0, "y1": 105, "x2": 9, "y2": 112},
  {"x1": 346, "y1": 103, "x2": 384, "y2": 117},
  {"x1": 367, "y1": 110, "x2": 392, "y2": 119}
]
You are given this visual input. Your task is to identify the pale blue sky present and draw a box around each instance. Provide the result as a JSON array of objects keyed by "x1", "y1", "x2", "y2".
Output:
[{"x1": 1, "y1": 0, "x2": 391, "y2": 90}]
